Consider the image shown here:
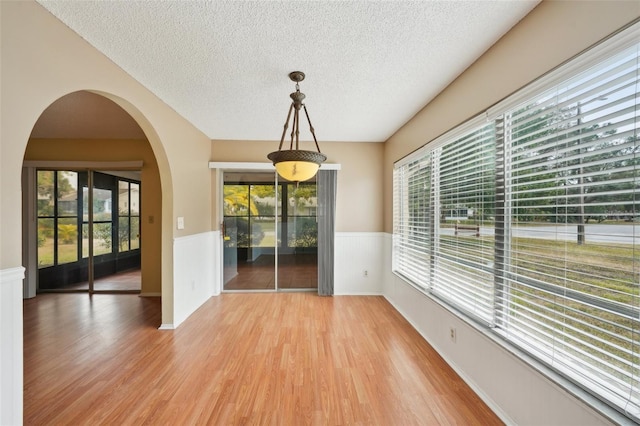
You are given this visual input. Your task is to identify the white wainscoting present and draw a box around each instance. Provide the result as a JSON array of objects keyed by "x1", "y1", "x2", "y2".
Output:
[
  {"x1": 334, "y1": 232, "x2": 385, "y2": 295},
  {"x1": 381, "y1": 233, "x2": 614, "y2": 425},
  {"x1": 0, "y1": 266, "x2": 25, "y2": 426},
  {"x1": 172, "y1": 231, "x2": 220, "y2": 328},
  {"x1": 382, "y1": 233, "x2": 394, "y2": 296}
]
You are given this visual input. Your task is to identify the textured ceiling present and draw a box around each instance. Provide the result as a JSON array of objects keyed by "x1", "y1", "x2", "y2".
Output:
[{"x1": 36, "y1": 0, "x2": 539, "y2": 142}]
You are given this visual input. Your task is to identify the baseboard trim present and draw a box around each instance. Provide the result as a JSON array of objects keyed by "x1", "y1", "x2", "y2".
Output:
[
  {"x1": 158, "y1": 323, "x2": 175, "y2": 330},
  {"x1": 383, "y1": 290, "x2": 515, "y2": 425}
]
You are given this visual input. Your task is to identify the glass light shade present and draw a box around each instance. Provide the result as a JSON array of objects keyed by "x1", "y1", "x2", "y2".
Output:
[{"x1": 274, "y1": 161, "x2": 320, "y2": 182}]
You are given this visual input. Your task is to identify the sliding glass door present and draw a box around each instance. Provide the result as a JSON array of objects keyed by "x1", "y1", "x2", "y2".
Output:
[
  {"x1": 278, "y1": 182, "x2": 318, "y2": 289},
  {"x1": 223, "y1": 177, "x2": 277, "y2": 290},
  {"x1": 222, "y1": 171, "x2": 318, "y2": 291},
  {"x1": 36, "y1": 169, "x2": 141, "y2": 293}
]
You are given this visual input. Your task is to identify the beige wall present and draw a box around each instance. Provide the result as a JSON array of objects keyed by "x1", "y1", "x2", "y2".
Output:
[
  {"x1": 1, "y1": 1, "x2": 213, "y2": 324},
  {"x1": 24, "y1": 138, "x2": 162, "y2": 294},
  {"x1": 212, "y1": 140, "x2": 384, "y2": 232},
  {"x1": 383, "y1": 0, "x2": 640, "y2": 232}
]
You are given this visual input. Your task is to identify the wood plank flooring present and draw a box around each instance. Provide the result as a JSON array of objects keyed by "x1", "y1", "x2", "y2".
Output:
[{"x1": 23, "y1": 292, "x2": 502, "y2": 425}]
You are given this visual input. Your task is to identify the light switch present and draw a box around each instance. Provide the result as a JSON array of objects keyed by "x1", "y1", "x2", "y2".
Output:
[{"x1": 177, "y1": 216, "x2": 185, "y2": 230}]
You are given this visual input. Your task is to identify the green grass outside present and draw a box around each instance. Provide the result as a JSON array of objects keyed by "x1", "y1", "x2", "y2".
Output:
[{"x1": 38, "y1": 236, "x2": 138, "y2": 266}]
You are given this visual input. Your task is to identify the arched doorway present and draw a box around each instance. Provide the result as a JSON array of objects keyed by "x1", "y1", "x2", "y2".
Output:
[{"x1": 21, "y1": 91, "x2": 162, "y2": 298}]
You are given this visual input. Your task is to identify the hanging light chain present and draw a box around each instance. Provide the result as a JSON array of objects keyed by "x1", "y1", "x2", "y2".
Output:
[
  {"x1": 292, "y1": 96, "x2": 299, "y2": 150},
  {"x1": 279, "y1": 79, "x2": 321, "y2": 154},
  {"x1": 302, "y1": 105, "x2": 321, "y2": 153},
  {"x1": 278, "y1": 103, "x2": 294, "y2": 151}
]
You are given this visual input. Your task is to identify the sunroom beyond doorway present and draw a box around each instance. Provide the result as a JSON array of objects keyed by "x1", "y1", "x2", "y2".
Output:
[{"x1": 222, "y1": 171, "x2": 318, "y2": 291}]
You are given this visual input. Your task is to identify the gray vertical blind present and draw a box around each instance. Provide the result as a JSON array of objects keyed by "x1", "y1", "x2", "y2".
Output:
[{"x1": 317, "y1": 169, "x2": 336, "y2": 296}]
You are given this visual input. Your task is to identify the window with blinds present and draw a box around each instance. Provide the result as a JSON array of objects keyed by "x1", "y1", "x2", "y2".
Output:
[
  {"x1": 431, "y1": 124, "x2": 496, "y2": 323},
  {"x1": 392, "y1": 26, "x2": 639, "y2": 421},
  {"x1": 498, "y1": 42, "x2": 640, "y2": 418},
  {"x1": 393, "y1": 155, "x2": 431, "y2": 288},
  {"x1": 393, "y1": 122, "x2": 496, "y2": 322}
]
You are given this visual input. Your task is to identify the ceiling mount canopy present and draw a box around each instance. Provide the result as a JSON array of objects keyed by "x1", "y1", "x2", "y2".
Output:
[{"x1": 268, "y1": 71, "x2": 327, "y2": 182}]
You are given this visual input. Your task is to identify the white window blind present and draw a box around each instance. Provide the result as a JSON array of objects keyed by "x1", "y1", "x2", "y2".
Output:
[
  {"x1": 497, "y1": 42, "x2": 640, "y2": 419},
  {"x1": 431, "y1": 124, "x2": 496, "y2": 323},
  {"x1": 393, "y1": 155, "x2": 431, "y2": 288},
  {"x1": 392, "y1": 23, "x2": 640, "y2": 422},
  {"x1": 393, "y1": 123, "x2": 496, "y2": 322}
]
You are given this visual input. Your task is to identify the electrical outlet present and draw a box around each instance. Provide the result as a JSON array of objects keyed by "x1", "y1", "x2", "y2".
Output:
[
  {"x1": 363, "y1": 270, "x2": 368, "y2": 277},
  {"x1": 449, "y1": 327, "x2": 457, "y2": 343}
]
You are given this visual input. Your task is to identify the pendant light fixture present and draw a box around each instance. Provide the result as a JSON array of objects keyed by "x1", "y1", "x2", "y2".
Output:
[{"x1": 268, "y1": 71, "x2": 327, "y2": 182}]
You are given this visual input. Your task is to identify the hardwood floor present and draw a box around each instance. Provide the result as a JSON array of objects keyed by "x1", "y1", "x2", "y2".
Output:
[
  {"x1": 93, "y1": 269, "x2": 141, "y2": 292},
  {"x1": 23, "y1": 292, "x2": 503, "y2": 425}
]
